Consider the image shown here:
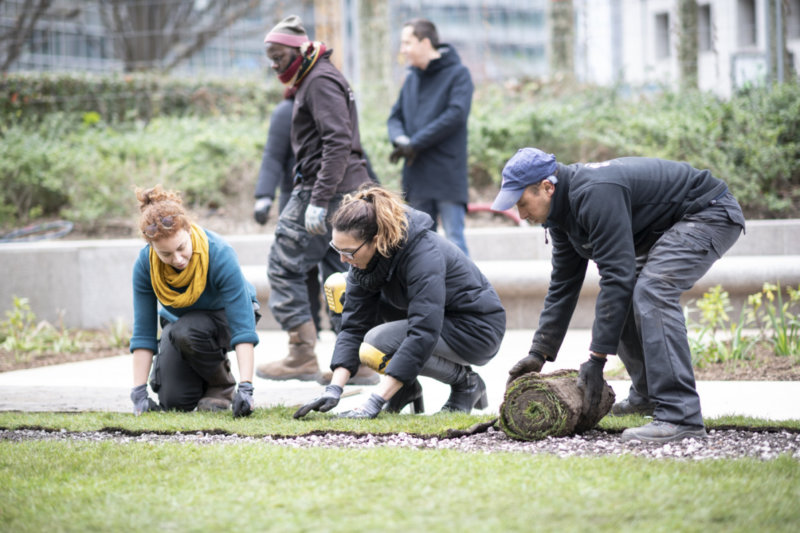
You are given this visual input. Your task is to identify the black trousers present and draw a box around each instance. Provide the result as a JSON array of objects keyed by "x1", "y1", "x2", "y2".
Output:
[{"x1": 149, "y1": 310, "x2": 231, "y2": 411}]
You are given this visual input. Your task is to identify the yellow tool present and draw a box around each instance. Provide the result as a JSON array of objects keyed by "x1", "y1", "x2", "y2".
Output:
[
  {"x1": 324, "y1": 272, "x2": 347, "y2": 313},
  {"x1": 359, "y1": 342, "x2": 392, "y2": 374}
]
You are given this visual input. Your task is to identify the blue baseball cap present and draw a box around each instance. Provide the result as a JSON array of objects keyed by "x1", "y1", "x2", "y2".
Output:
[{"x1": 491, "y1": 148, "x2": 558, "y2": 211}]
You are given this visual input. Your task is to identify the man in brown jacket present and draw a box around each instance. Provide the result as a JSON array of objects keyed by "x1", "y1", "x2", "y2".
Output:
[{"x1": 256, "y1": 15, "x2": 376, "y2": 385}]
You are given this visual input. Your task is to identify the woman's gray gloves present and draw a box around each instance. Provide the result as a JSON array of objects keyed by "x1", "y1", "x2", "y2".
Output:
[
  {"x1": 293, "y1": 385, "x2": 343, "y2": 419},
  {"x1": 130, "y1": 384, "x2": 160, "y2": 416},
  {"x1": 337, "y1": 393, "x2": 386, "y2": 419},
  {"x1": 232, "y1": 382, "x2": 255, "y2": 418}
]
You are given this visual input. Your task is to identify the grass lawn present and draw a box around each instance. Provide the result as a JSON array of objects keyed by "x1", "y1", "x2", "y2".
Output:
[{"x1": 1, "y1": 410, "x2": 799, "y2": 532}]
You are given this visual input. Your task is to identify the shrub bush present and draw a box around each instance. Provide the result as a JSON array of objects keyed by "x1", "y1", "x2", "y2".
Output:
[{"x1": 1, "y1": 74, "x2": 798, "y2": 234}]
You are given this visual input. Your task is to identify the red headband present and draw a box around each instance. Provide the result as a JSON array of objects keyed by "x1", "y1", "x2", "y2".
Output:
[{"x1": 264, "y1": 32, "x2": 307, "y2": 47}]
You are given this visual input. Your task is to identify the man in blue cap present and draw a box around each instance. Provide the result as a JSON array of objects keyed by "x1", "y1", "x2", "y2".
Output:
[{"x1": 494, "y1": 148, "x2": 745, "y2": 443}]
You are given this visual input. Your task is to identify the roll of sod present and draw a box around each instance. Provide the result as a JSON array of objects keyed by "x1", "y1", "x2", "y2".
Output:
[{"x1": 498, "y1": 369, "x2": 616, "y2": 441}]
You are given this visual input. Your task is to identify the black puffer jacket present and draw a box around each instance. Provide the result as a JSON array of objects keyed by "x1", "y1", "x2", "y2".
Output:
[
  {"x1": 531, "y1": 157, "x2": 742, "y2": 358},
  {"x1": 331, "y1": 208, "x2": 506, "y2": 383}
]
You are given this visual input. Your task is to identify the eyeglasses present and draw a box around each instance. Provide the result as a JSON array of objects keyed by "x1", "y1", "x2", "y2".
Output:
[
  {"x1": 144, "y1": 215, "x2": 176, "y2": 238},
  {"x1": 329, "y1": 239, "x2": 369, "y2": 260}
]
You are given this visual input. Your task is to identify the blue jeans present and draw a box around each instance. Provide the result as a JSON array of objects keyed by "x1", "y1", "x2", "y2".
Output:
[{"x1": 410, "y1": 198, "x2": 469, "y2": 256}]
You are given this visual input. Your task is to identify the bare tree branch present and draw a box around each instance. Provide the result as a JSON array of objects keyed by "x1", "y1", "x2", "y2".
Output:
[
  {"x1": 97, "y1": 0, "x2": 261, "y2": 72},
  {"x1": 0, "y1": 0, "x2": 54, "y2": 72}
]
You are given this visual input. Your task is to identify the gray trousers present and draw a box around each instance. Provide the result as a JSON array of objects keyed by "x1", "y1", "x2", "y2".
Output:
[
  {"x1": 150, "y1": 310, "x2": 231, "y2": 411},
  {"x1": 268, "y1": 187, "x2": 345, "y2": 331},
  {"x1": 617, "y1": 192, "x2": 744, "y2": 426},
  {"x1": 365, "y1": 319, "x2": 496, "y2": 385}
]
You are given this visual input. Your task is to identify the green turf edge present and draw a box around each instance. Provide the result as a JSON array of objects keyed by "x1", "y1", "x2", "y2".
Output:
[{"x1": 1, "y1": 409, "x2": 798, "y2": 438}]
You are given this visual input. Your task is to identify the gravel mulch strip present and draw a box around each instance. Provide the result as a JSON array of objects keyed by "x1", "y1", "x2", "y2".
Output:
[{"x1": 3, "y1": 427, "x2": 799, "y2": 461}]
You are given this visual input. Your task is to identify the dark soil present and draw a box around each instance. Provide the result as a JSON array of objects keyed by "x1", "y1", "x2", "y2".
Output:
[
  {"x1": 690, "y1": 344, "x2": 800, "y2": 381},
  {"x1": 0, "y1": 346, "x2": 126, "y2": 373}
]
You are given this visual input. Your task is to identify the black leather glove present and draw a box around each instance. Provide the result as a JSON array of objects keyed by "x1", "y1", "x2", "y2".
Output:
[
  {"x1": 577, "y1": 354, "x2": 607, "y2": 416},
  {"x1": 507, "y1": 350, "x2": 547, "y2": 384},
  {"x1": 293, "y1": 384, "x2": 343, "y2": 419},
  {"x1": 232, "y1": 382, "x2": 255, "y2": 418},
  {"x1": 389, "y1": 135, "x2": 417, "y2": 166},
  {"x1": 130, "y1": 384, "x2": 159, "y2": 416},
  {"x1": 253, "y1": 197, "x2": 273, "y2": 225},
  {"x1": 337, "y1": 393, "x2": 386, "y2": 419}
]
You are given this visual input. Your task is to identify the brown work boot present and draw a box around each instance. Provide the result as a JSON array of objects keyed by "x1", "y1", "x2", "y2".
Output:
[
  {"x1": 317, "y1": 365, "x2": 380, "y2": 386},
  {"x1": 256, "y1": 321, "x2": 320, "y2": 381},
  {"x1": 197, "y1": 359, "x2": 236, "y2": 412}
]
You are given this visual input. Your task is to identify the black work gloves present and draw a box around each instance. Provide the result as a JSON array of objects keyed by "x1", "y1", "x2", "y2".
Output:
[
  {"x1": 130, "y1": 384, "x2": 160, "y2": 416},
  {"x1": 507, "y1": 350, "x2": 547, "y2": 384},
  {"x1": 253, "y1": 197, "x2": 273, "y2": 225},
  {"x1": 389, "y1": 136, "x2": 417, "y2": 166},
  {"x1": 232, "y1": 382, "x2": 255, "y2": 418},
  {"x1": 577, "y1": 354, "x2": 607, "y2": 416},
  {"x1": 293, "y1": 384, "x2": 343, "y2": 419},
  {"x1": 337, "y1": 393, "x2": 386, "y2": 419}
]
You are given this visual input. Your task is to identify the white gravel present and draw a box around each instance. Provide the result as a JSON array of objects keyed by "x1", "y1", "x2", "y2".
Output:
[{"x1": 3, "y1": 427, "x2": 800, "y2": 461}]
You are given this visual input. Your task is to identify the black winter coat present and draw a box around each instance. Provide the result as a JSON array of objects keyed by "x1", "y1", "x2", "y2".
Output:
[
  {"x1": 387, "y1": 44, "x2": 472, "y2": 205},
  {"x1": 255, "y1": 98, "x2": 295, "y2": 210},
  {"x1": 531, "y1": 157, "x2": 744, "y2": 358},
  {"x1": 331, "y1": 208, "x2": 505, "y2": 383}
]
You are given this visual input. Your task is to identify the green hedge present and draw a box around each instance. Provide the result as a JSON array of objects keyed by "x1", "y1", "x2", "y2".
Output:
[
  {"x1": 1, "y1": 73, "x2": 798, "y2": 234},
  {"x1": 466, "y1": 82, "x2": 800, "y2": 217},
  {"x1": 1, "y1": 72, "x2": 280, "y2": 122}
]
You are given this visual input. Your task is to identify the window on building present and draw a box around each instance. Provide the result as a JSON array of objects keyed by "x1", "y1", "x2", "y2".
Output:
[
  {"x1": 655, "y1": 12, "x2": 670, "y2": 59},
  {"x1": 737, "y1": 0, "x2": 757, "y2": 47},
  {"x1": 788, "y1": 0, "x2": 800, "y2": 39},
  {"x1": 698, "y1": 4, "x2": 713, "y2": 52}
]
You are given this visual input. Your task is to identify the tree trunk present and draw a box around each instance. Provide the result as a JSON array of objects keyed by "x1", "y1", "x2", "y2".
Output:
[
  {"x1": 678, "y1": 0, "x2": 699, "y2": 90},
  {"x1": 549, "y1": 0, "x2": 574, "y2": 79}
]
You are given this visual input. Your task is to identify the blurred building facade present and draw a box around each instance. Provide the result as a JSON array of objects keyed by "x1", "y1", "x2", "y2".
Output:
[
  {"x1": 575, "y1": 0, "x2": 800, "y2": 97},
  {"x1": 1, "y1": 0, "x2": 797, "y2": 96}
]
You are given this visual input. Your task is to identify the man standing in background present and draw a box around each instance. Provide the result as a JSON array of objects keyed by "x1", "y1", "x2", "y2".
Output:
[{"x1": 387, "y1": 18, "x2": 473, "y2": 256}]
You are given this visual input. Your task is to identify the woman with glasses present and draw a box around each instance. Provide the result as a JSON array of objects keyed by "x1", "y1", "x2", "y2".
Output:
[
  {"x1": 294, "y1": 186, "x2": 506, "y2": 419},
  {"x1": 129, "y1": 185, "x2": 260, "y2": 418}
]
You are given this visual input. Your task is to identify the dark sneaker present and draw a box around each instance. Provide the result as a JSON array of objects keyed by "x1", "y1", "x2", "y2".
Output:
[
  {"x1": 621, "y1": 420, "x2": 707, "y2": 443},
  {"x1": 610, "y1": 398, "x2": 656, "y2": 417}
]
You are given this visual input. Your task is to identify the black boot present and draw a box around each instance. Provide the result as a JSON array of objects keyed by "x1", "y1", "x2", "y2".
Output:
[
  {"x1": 419, "y1": 356, "x2": 489, "y2": 414},
  {"x1": 385, "y1": 379, "x2": 424, "y2": 414},
  {"x1": 440, "y1": 369, "x2": 488, "y2": 413}
]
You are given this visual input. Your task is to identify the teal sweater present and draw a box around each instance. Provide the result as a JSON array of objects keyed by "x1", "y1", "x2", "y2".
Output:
[{"x1": 129, "y1": 229, "x2": 259, "y2": 353}]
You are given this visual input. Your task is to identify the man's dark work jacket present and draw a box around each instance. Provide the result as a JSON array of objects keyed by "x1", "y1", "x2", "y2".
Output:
[
  {"x1": 292, "y1": 50, "x2": 370, "y2": 208},
  {"x1": 387, "y1": 44, "x2": 472, "y2": 205},
  {"x1": 331, "y1": 208, "x2": 506, "y2": 383},
  {"x1": 531, "y1": 157, "x2": 742, "y2": 359}
]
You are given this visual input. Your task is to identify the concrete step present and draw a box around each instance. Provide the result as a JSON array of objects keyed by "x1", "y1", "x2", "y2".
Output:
[
  {"x1": 243, "y1": 255, "x2": 800, "y2": 330},
  {"x1": 1, "y1": 219, "x2": 799, "y2": 330}
]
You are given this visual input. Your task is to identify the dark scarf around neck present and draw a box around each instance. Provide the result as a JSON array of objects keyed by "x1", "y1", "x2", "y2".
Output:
[
  {"x1": 279, "y1": 41, "x2": 326, "y2": 98},
  {"x1": 351, "y1": 250, "x2": 395, "y2": 292}
]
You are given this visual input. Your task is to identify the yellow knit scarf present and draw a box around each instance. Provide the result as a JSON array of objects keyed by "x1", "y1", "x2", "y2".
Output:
[{"x1": 149, "y1": 223, "x2": 209, "y2": 308}]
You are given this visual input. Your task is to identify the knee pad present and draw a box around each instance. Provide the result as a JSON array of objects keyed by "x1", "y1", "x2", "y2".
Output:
[
  {"x1": 359, "y1": 343, "x2": 392, "y2": 374},
  {"x1": 324, "y1": 272, "x2": 347, "y2": 313}
]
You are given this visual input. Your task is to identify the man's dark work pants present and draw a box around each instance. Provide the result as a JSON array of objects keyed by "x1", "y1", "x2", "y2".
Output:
[
  {"x1": 268, "y1": 186, "x2": 345, "y2": 331},
  {"x1": 616, "y1": 192, "x2": 745, "y2": 427}
]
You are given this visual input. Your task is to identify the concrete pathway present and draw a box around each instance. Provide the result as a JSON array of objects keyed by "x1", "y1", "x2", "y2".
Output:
[{"x1": 1, "y1": 330, "x2": 798, "y2": 421}]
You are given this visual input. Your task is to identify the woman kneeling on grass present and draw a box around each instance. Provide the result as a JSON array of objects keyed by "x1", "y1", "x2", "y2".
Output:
[
  {"x1": 294, "y1": 186, "x2": 506, "y2": 419},
  {"x1": 129, "y1": 185, "x2": 260, "y2": 418}
]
